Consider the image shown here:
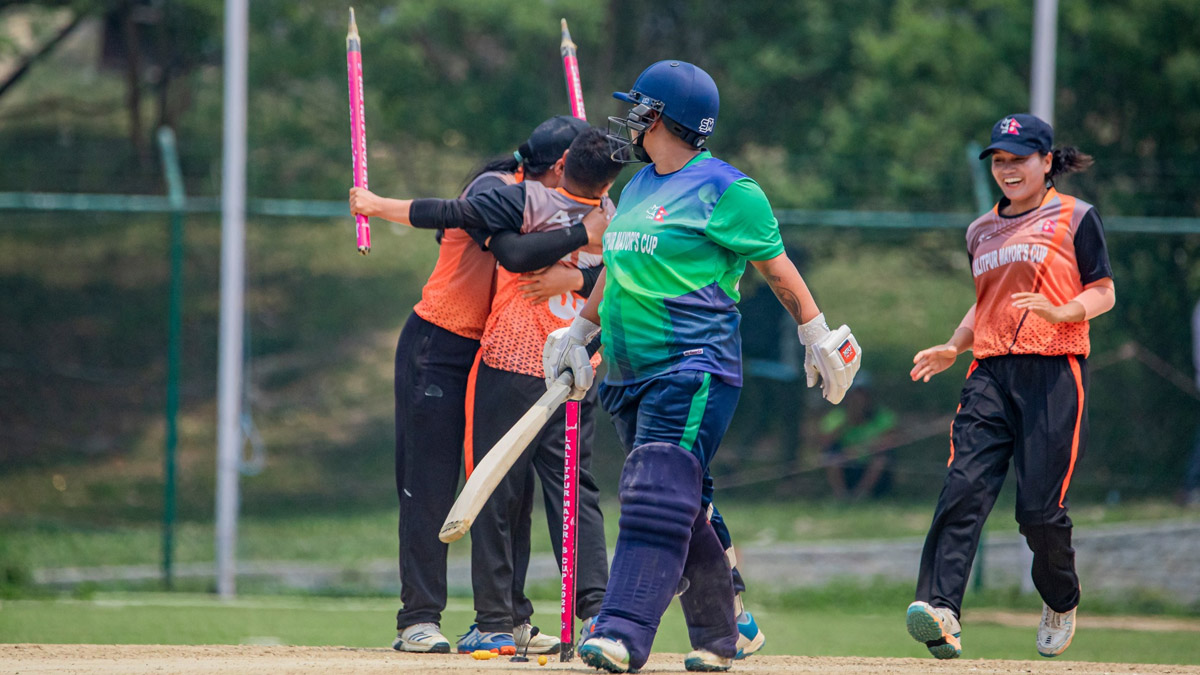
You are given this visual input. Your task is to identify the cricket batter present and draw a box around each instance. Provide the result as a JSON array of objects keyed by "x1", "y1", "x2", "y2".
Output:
[
  {"x1": 350, "y1": 116, "x2": 597, "y2": 654},
  {"x1": 543, "y1": 60, "x2": 862, "y2": 673},
  {"x1": 906, "y1": 113, "x2": 1115, "y2": 660}
]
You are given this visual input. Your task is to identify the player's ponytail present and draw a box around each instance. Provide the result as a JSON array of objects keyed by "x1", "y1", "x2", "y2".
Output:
[
  {"x1": 461, "y1": 153, "x2": 522, "y2": 191},
  {"x1": 1046, "y1": 146, "x2": 1094, "y2": 185}
]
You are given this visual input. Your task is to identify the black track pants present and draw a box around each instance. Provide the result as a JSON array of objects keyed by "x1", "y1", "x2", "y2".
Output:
[
  {"x1": 469, "y1": 362, "x2": 609, "y2": 632},
  {"x1": 393, "y1": 314, "x2": 533, "y2": 630},
  {"x1": 916, "y1": 354, "x2": 1088, "y2": 617}
]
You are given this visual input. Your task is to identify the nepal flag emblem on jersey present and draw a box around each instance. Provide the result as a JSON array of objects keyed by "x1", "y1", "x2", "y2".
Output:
[
  {"x1": 1041, "y1": 219, "x2": 1056, "y2": 235},
  {"x1": 646, "y1": 205, "x2": 668, "y2": 222},
  {"x1": 1002, "y1": 117, "x2": 1023, "y2": 135}
]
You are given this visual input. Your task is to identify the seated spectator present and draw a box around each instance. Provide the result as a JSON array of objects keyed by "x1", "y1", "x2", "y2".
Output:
[{"x1": 820, "y1": 374, "x2": 897, "y2": 501}]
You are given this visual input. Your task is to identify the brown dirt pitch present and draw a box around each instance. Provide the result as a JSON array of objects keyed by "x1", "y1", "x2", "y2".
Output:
[{"x1": 4, "y1": 645, "x2": 1200, "y2": 674}]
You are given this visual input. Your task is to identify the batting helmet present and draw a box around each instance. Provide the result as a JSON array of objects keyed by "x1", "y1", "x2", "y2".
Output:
[{"x1": 608, "y1": 60, "x2": 720, "y2": 163}]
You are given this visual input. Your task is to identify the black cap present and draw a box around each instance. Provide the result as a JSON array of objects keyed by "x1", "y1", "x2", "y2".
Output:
[
  {"x1": 517, "y1": 115, "x2": 590, "y2": 173},
  {"x1": 979, "y1": 113, "x2": 1053, "y2": 159}
]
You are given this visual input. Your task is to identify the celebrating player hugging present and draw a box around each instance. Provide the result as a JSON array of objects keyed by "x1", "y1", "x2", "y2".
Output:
[{"x1": 543, "y1": 60, "x2": 862, "y2": 673}]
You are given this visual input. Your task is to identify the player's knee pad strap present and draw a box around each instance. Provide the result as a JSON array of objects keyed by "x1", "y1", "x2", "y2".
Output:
[{"x1": 618, "y1": 443, "x2": 702, "y2": 544}]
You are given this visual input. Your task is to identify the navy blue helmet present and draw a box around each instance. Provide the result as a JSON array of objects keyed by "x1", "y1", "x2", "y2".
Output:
[{"x1": 608, "y1": 60, "x2": 720, "y2": 163}]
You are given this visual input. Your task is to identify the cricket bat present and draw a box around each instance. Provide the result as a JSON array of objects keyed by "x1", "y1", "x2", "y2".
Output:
[{"x1": 439, "y1": 375, "x2": 572, "y2": 543}]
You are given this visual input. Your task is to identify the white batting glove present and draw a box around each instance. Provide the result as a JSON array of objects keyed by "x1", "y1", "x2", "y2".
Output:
[
  {"x1": 543, "y1": 315, "x2": 600, "y2": 400},
  {"x1": 797, "y1": 313, "x2": 862, "y2": 405}
]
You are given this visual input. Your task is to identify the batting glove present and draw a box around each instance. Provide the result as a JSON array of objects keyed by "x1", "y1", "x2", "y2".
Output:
[
  {"x1": 797, "y1": 313, "x2": 862, "y2": 405},
  {"x1": 543, "y1": 315, "x2": 600, "y2": 400}
]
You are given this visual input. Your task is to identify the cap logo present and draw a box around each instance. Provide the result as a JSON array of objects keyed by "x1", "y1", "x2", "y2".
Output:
[
  {"x1": 698, "y1": 118, "x2": 714, "y2": 133},
  {"x1": 1002, "y1": 117, "x2": 1023, "y2": 135}
]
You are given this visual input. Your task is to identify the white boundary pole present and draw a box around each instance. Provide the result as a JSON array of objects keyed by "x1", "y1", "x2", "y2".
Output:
[
  {"x1": 216, "y1": 0, "x2": 248, "y2": 599},
  {"x1": 1031, "y1": 0, "x2": 1058, "y2": 125}
]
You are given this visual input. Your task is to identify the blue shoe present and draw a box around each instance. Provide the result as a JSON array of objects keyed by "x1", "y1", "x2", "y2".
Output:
[
  {"x1": 579, "y1": 636, "x2": 634, "y2": 673},
  {"x1": 906, "y1": 601, "x2": 962, "y2": 659},
  {"x1": 734, "y1": 610, "x2": 765, "y2": 659},
  {"x1": 456, "y1": 624, "x2": 516, "y2": 655},
  {"x1": 577, "y1": 615, "x2": 597, "y2": 652}
]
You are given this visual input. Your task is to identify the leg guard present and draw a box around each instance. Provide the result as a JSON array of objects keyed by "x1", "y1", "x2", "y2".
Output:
[
  {"x1": 679, "y1": 514, "x2": 738, "y2": 657},
  {"x1": 593, "y1": 443, "x2": 703, "y2": 670}
]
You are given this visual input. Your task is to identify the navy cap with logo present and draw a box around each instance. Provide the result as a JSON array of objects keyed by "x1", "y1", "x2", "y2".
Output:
[
  {"x1": 518, "y1": 115, "x2": 591, "y2": 173},
  {"x1": 979, "y1": 113, "x2": 1054, "y2": 159}
]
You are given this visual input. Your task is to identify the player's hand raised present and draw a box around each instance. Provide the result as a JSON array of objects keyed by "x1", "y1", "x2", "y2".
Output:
[{"x1": 348, "y1": 187, "x2": 383, "y2": 218}]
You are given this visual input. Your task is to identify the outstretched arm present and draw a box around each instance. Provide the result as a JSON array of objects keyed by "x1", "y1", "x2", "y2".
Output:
[{"x1": 911, "y1": 304, "x2": 975, "y2": 383}]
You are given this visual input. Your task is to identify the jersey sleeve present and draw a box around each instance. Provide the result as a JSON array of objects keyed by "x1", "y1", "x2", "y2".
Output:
[
  {"x1": 704, "y1": 178, "x2": 785, "y2": 261},
  {"x1": 461, "y1": 175, "x2": 511, "y2": 247},
  {"x1": 464, "y1": 183, "x2": 528, "y2": 235},
  {"x1": 1074, "y1": 208, "x2": 1113, "y2": 285}
]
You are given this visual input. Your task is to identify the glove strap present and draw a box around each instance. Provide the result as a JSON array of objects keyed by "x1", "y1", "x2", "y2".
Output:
[
  {"x1": 568, "y1": 315, "x2": 602, "y2": 342},
  {"x1": 797, "y1": 313, "x2": 830, "y2": 346}
]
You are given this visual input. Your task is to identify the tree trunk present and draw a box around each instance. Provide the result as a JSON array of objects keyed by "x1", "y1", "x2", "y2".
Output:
[{"x1": 121, "y1": 3, "x2": 149, "y2": 167}]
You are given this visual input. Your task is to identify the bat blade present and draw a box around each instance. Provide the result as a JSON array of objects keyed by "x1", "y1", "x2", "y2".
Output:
[{"x1": 439, "y1": 378, "x2": 572, "y2": 543}]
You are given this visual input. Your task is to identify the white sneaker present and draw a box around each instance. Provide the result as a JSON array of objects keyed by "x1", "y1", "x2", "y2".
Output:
[
  {"x1": 906, "y1": 601, "x2": 962, "y2": 659},
  {"x1": 514, "y1": 622, "x2": 560, "y2": 655},
  {"x1": 1037, "y1": 604, "x2": 1076, "y2": 657},
  {"x1": 684, "y1": 648, "x2": 733, "y2": 672},
  {"x1": 392, "y1": 622, "x2": 450, "y2": 653},
  {"x1": 579, "y1": 636, "x2": 632, "y2": 673}
]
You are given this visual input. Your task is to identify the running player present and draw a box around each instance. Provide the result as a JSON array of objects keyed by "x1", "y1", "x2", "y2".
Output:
[
  {"x1": 357, "y1": 116, "x2": 593, "y2": 655},
  {"x1": 906, "y1": 113, "x2": 1115, "y2": 660},
  {"x1": 543, "y1": 61, "x2": 862, "y2": 673},
  {"x1": 350, "y1": 127, "x2": 617, "y2": 655}
]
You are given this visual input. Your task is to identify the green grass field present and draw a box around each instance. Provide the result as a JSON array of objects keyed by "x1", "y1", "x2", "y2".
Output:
[
  {"x1": 3, "y1": 497, "x2": 1195, "y2": 571},
  {"x1": 2, "y1": 592, "x2": 1198, "y2": 666}
]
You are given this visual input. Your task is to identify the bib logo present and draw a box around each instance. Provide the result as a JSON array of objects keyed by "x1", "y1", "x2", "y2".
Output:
[
  {"x1": 646, "y1": 205, "x2": 668, "y2": 222},
  {"x1": 548, "y1": 292, "x2": 586, "y2": 320},
  {"x1": 698, "y1": 118, "x2": 715, "y2": 133},
  {"x1": 1002, "y1": 117, "x2": 1023, "y2": 135},
  {"x1": 1040, "y1": 219, "x2": 1056, "y2": 235}
]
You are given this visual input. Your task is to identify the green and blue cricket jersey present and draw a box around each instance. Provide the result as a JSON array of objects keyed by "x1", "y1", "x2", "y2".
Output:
[{"x1": 600, "y1": 150, "x2": 785, "y2": 387}]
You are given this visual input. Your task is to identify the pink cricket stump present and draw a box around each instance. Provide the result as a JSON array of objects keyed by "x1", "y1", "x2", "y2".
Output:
[
  {"x1": 560, "y1": 399, "x2": 580, "y2": 661},
  {"x1": 346, "y1": 8, "x2": 371, "y2": 255},
  {"x1": 560, "y1": 19, "x2": 587, "y2": 122}
]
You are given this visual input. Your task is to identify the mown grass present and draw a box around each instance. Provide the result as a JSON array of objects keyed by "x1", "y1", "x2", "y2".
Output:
[
  {"x1": 1, "y1": 592, "x2": 1198, "y2": 665},
  {"x1": 4, "y1": 497, "x2": 1195, "y2": 571}
]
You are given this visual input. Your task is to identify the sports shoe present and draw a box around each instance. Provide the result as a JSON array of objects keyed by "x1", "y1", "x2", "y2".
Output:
[
  {"x1": 734, "y1": 610, "x2": 765, "y2": 659},
  {"x1": 579, "y1": 636, "x2": 634, "y2": 673},
  {"x1": 392, "y1": 622, "x2": 450, "y2": 653},
  {"x1": 456, "y1": 624, "x2": 516, "y2": 655},
  {"x1": 577, "y1": 615, "x2": 597, "y2": 651},
  {"x1": 906, "y1": 601, "x2": 962, "y2": 659},
  {"x1": 1037, "y1": 604, "x2": 1076, "y2": 658},
  {"x1": 514, "y1": 622, "x2": 560, "y2": 655},
  {"x1": 684, "y1": 648, "x2": 733, "y2": 672}
]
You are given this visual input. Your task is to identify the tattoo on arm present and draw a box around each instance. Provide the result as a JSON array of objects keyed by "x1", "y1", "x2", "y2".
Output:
[{"x1": 764, "y1": 273, "x2": 805, "y2": 323}]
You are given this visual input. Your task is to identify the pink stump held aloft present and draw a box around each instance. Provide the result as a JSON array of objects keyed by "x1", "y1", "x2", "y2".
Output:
[
  {"x1": 560, "y1": 19, "x2": 587, "y2": 122},
  {"x1": 347, "y1": 8, "x2": 371, "y2": 255}
]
